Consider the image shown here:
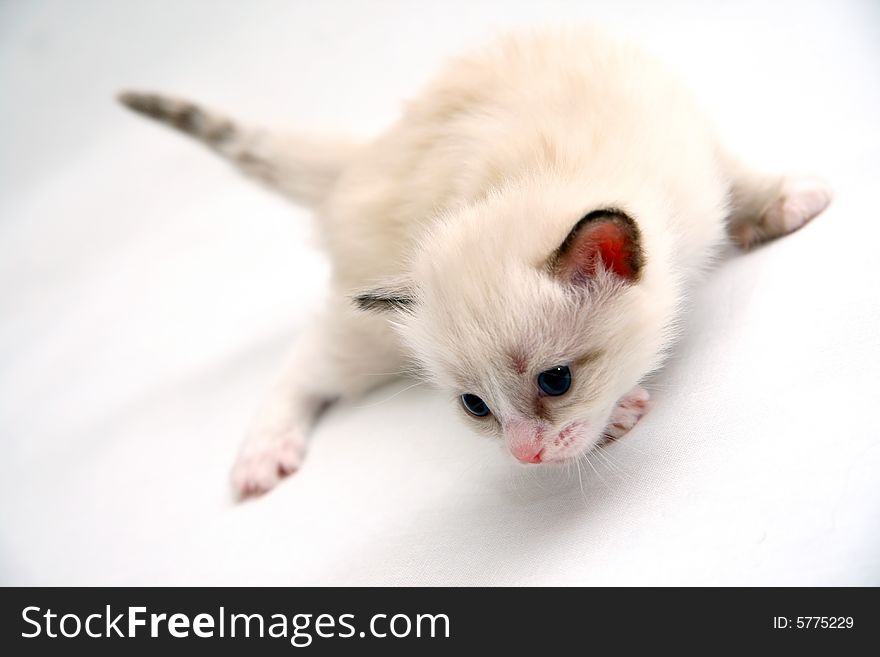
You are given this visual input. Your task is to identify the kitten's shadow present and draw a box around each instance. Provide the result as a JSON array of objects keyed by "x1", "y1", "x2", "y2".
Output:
[
  {"x1": 328, "y1": 383, "x2": 664, "y2": 585},
  {"x1": 340, "y1": 452, "x2": 657, "y2": 584}
]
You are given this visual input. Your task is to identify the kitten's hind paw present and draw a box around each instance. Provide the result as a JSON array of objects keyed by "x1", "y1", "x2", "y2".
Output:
[{"x1": 732, "y1": 177, "x2": 832, "y2": 248}]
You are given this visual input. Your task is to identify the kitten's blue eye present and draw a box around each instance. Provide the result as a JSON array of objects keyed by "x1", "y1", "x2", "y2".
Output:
[
  {"x1": 461, "y1": 393, "x2": 490, "y2": 417},
  {"x1": 537, "y1": 365, "x2": 572, "y2": 396}
]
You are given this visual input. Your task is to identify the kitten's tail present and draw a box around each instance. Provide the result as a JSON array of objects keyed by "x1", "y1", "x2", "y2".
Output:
[{"x1": 117, "y1": 91, "x2": 355, "y2": 208}]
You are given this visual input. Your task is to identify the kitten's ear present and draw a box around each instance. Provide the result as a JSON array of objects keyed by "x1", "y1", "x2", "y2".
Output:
[
  {"x1": 353, "y1": 282, "x2": 416, "y2": 314},
  {"x1": 550, "y1": 209, "x2": 643, "y2": 284}
]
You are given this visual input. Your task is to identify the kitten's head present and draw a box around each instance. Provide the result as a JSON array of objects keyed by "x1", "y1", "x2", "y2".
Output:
[{"x1": 355, "y1": 182, "x2": 677, "y2": 464}]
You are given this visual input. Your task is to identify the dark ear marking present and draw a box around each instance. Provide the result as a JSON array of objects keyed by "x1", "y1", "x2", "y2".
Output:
[
  {"x1": 550, "y1": 208, "x2": 644, "y2": 283},
  {"x1": 353, "y1": 289, "x2": 415, "y2": 313}
]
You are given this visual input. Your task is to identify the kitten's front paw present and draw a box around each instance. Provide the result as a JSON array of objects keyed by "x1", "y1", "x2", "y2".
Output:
[
  {"x1": 603, "y1": 386, "x2": 651, "y2": 442},
  {"x1": 231, "y1": 427, "x2": 305, "y2": 499}
]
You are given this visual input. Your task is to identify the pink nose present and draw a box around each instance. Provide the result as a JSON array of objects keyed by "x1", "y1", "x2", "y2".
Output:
[
  {"x1": 510, "y1": 443, "x2": 544, "y2": 464},
  {"x1": 506, "y1": 419, "x2": 545, "y2": 464}
]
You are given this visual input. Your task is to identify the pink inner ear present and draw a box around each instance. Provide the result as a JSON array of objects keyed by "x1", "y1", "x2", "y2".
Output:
[{"x1": 563, "y1": 220, "x2": 638, "y2": 281}]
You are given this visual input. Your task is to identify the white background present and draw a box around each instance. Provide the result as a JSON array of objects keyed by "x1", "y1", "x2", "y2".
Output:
[{"x1": 1, "y1": 0, "x2": 878, "y2": 585}]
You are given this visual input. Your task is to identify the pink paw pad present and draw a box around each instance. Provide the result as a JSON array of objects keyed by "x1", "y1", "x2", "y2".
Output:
[
  {"x1": 231, "y1": 431, "x2": 305, "y2": 499},
  {"x1": 767, "y1": 177, "x2": 833, "y2": 235},
  {"x1": 603, "y1": 386, "x2": 651, "y2": 443}
]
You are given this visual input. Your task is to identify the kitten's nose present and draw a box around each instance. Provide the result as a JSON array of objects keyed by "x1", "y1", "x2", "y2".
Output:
[
  {"x1": 505, "y1": 419, "x2": 545, "y2": 464},
  {"x1": 511, "y1": 444, "x2": 544, "y2": 464}
]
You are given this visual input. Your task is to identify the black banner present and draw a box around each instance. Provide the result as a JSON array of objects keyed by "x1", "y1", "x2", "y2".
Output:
[{"x1": 1, "y1": 587, "x2": 875, "y2": 654}]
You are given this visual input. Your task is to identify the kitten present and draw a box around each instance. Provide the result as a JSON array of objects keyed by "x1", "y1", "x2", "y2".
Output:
[{"x1": 119, "y1": 29, "x2": 831, "y2": 498}]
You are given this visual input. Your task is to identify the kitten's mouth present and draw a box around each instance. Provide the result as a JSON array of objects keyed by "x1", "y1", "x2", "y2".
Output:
[
  {"x1": 507, "y1": 422, "x2": 594, "y2": 464},
  {"x1": 526, "y1": 449, "x2": 544, "y2": 464}
]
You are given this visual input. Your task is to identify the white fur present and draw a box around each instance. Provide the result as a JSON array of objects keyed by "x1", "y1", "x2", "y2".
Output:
[{"x1": 120, "y1": 28, "x2": 832, "y2": 496}]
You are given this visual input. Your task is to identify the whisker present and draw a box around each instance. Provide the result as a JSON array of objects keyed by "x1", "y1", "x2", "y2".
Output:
[
  {"x1": 604, "y1": 436, "x2": 649, "y2": 457},
  {"x1": 580, "y1": 450, "x2": 609, "y2": 491},
  {"x1": 575, "y1": 457, "x2": 589, "y2": 509},
  {"x1": 592, "y1": 447, "x2": 631, "y2": 483},
  {"x1": 358, "y1": 367, "x2": 419, "y2": 377},
  {"x1": 352, "y1": 381, "x2": 425, "y2": 409}
]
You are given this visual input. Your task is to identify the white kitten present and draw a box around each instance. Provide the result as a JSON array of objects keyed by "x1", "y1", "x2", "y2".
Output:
[{"x1": 120, "y1": 28, "x2": 831, "y2": 497}]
